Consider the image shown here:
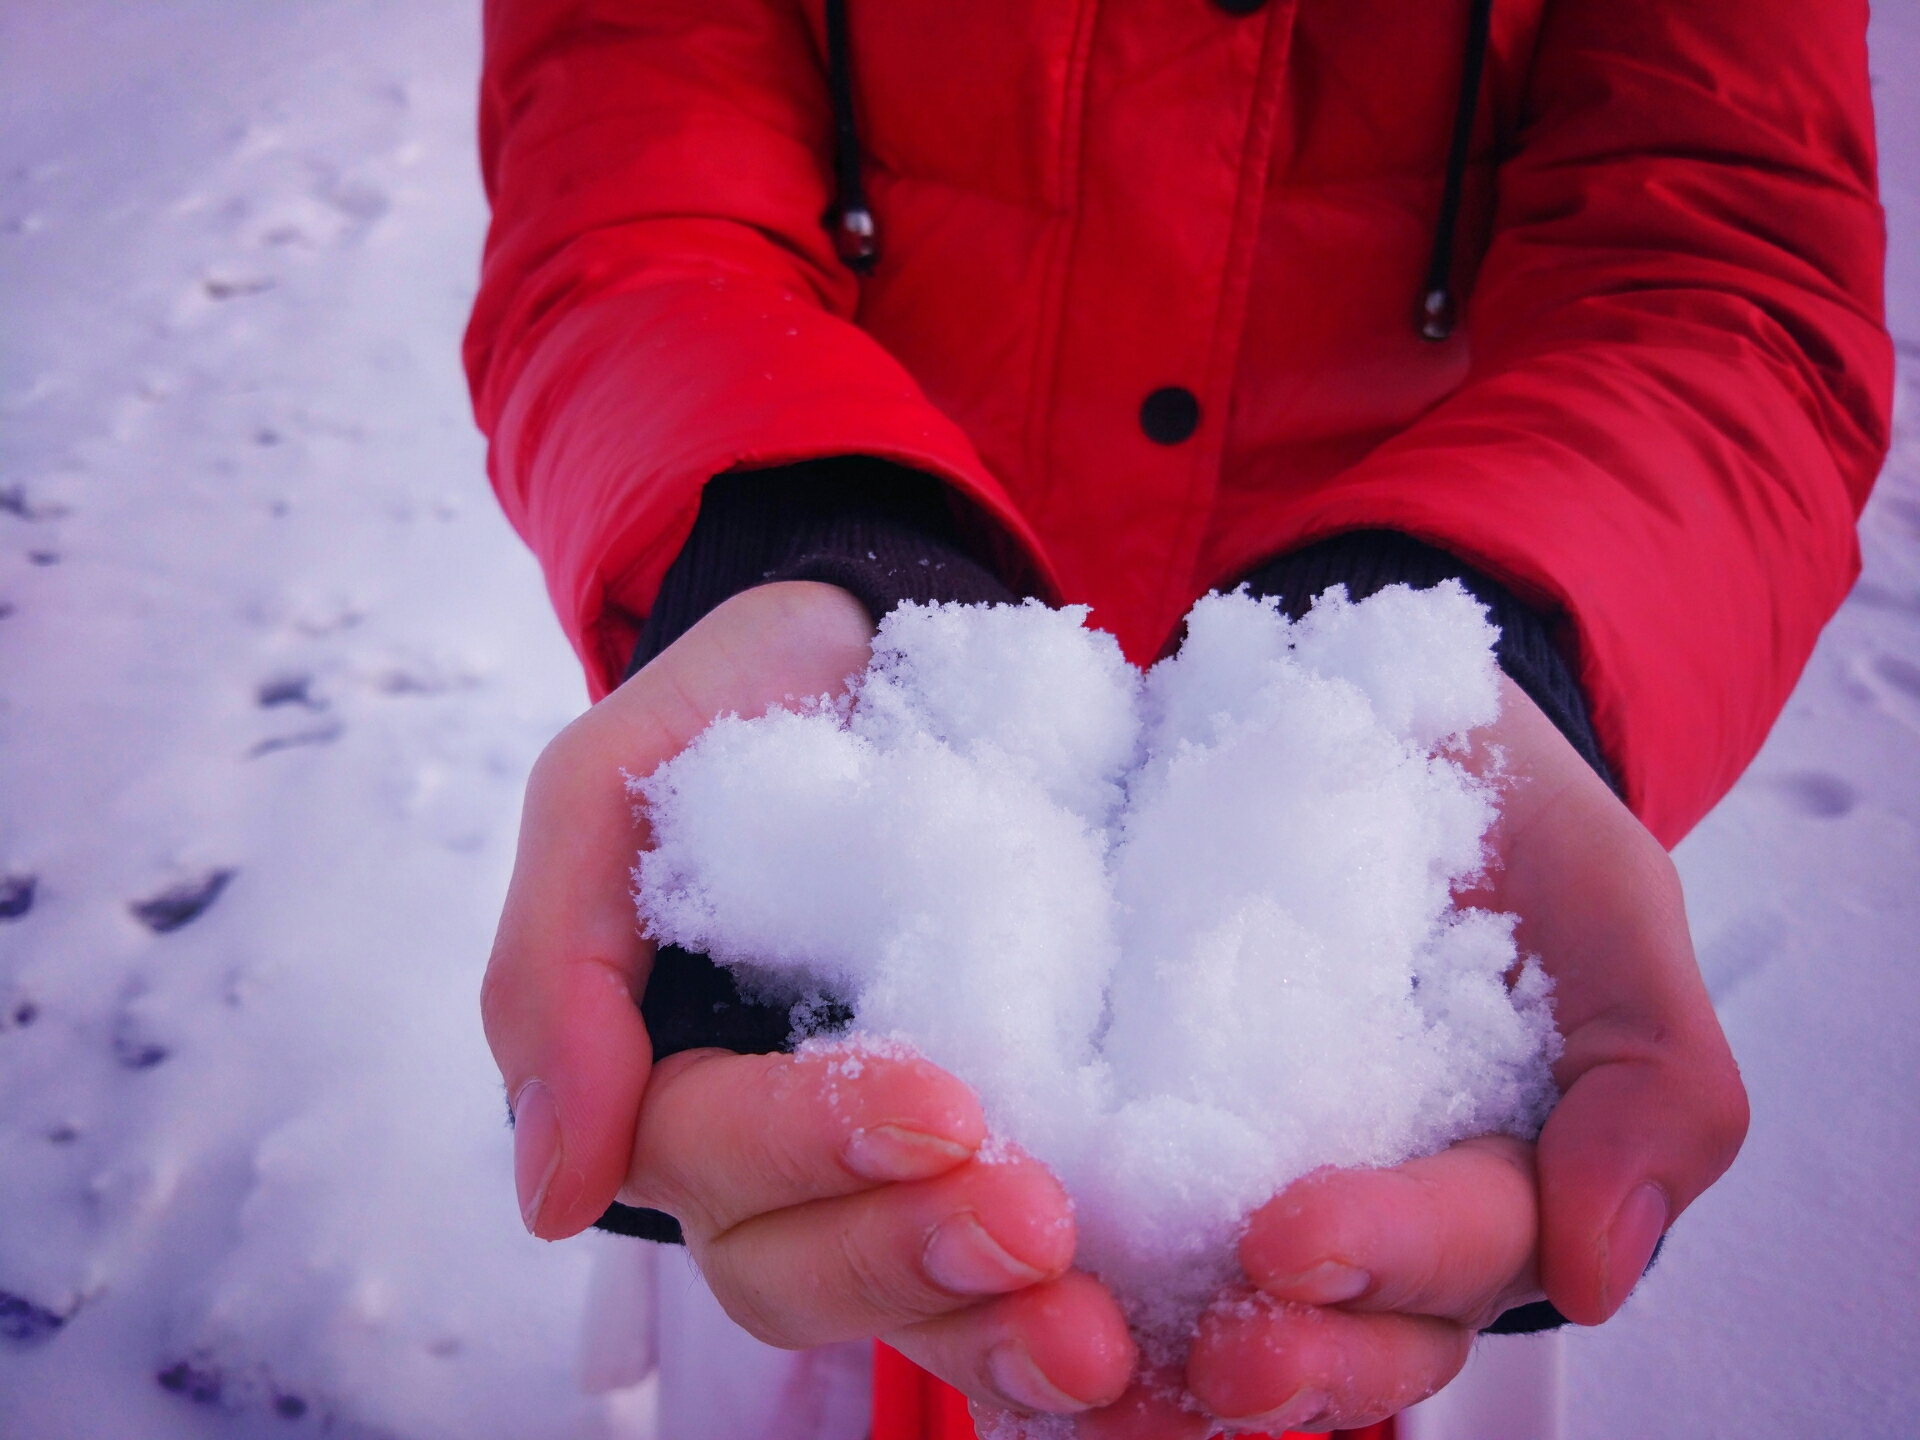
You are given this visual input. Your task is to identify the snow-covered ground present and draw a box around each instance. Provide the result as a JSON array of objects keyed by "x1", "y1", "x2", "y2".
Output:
[{"x1": 1, "y1": 3, "x2": 1914, "y2": 1438}]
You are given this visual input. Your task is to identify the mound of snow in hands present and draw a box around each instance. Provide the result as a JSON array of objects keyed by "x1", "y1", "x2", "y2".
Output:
[{"x1": 635, "y1": 583, "x2": 1561, "y2": 1350}]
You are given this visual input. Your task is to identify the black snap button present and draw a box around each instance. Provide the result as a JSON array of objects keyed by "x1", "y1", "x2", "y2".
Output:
[
  {"x1": 1212, "y1": 0, "x2": 1267, "y2": 15},
  {"x1": 1140, "y1": 387, "x2": 1201, "y2": 445}
]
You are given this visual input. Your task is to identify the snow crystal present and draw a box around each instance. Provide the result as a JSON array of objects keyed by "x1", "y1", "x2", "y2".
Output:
[{"x1": 634, "y1": 584, "x2": 1561, "y2": 1345}]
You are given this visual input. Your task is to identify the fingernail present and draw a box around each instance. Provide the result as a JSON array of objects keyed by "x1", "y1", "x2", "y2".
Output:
[
  {"x1": 985, "y1": 1342, "x2": 1096, "y2": 1415},
  {"x1": 1262, "y1": 1259, "x2": 1370, "y2": 1305},
  {"x1": 843, "y1": 1124, "x2": 973, "y2": 1182},
  {"x1": 1216, "y1": 1385, "x2": 1329, "y2": 1433},
  {"x1": 1602, "y1": 1182, "x2": 1668, "y2": 1315},
  {"x1": 512, "y1": 1079, "x2": 561, "y2": 1235},
  {"x1": 923, "y1": 1212, "x2": 1047, "y2": 1295}
]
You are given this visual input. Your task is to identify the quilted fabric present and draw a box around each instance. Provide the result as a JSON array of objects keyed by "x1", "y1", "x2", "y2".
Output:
[{"x1": 465, "y1": 0, "x2": 1891, "y2": 844}]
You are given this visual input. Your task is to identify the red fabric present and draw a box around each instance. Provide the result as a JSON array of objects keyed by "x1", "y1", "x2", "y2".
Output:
[
  {"x1": 465, "y1": 0, "x2": 1890, "y2": 846},
  {"x1": 873, "y1": 1343, "x2": 1395, "y2": 1440},
  {"x1": 874, "y1": 1344, "x2": 977, "y2": 1440}
]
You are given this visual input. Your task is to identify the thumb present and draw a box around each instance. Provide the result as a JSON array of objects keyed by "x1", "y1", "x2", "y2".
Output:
[
  {"x1": 483, "y1": 713, "x2": 660, "y2": 1238},
  {"x1": 1535, "y1": 1022, "x2": 1748, "y2": 1324},
  {"x1": 481, "y1": 581, "x2": 880, "y2": 1238},
  {"x1": 1470, "y1": 678, "x2": 1749, "y2": 1327}
]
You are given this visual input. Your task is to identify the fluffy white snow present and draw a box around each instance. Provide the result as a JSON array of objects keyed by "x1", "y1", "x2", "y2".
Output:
[
  {"x1": 0, "y1": 1, "x2": 1915, "y2": 1437},
  {"x1": 637, "y1": 587, "x2": 1559, "y2": 1342}
]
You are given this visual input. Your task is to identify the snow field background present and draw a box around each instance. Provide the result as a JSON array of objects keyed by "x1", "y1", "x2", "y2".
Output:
[
  {"x1": 0, "y1": 5, "x2": 628, "y2": 1437},
  {"x1": 637, "y1": 588, "x2": 1558, "y2": 1347},
  {"x1": 0, "y1": 1, "x2": 1916, "y2": 1437}
]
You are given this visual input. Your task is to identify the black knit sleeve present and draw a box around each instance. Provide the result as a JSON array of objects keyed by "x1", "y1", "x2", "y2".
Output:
[
  {"x1": 623, "y1": 457, "x2": 1020, "y2": 680},
  {"x1": 1238, "y1": 529, "x2": 1617, "y2": 796}
]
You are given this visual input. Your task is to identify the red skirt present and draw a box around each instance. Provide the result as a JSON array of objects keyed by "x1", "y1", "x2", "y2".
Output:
[{"x1": 873, "y1": 1343, "x2": 1394, "y2": 1440}]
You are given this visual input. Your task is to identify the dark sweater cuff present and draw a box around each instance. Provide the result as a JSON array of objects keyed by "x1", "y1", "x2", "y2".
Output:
[
  {"x1": 623, "y1": 457, "x2": 1018, "y2": 682},
  {"x1": 1238, "y1": 530, "x2": 1617, "y2": 797},
  {"x1": 602, "y1": 458, "x2": 1016, "y2": 1243}
]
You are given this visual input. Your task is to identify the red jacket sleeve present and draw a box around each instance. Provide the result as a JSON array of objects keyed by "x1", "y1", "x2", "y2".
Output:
[
  {"x1": 462, "y1": 0, "x2": 1050, "y2": 695},
  {"x1": 1293, "y1": 0, "x2": 1892, "y2": 844}
]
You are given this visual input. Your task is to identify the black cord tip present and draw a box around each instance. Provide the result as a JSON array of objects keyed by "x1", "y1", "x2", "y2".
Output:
[
  {"x1": 831, "y1": 204, "x2": 879, "y2": 273},
  {"x1": 1420, "y1": 287, "x2": 1456, "y2": 341}
]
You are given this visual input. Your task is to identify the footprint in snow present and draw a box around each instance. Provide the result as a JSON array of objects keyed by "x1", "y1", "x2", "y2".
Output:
[
  {"x1": 0, "y1": 484, "x2": 67, "y2": 520},
  {"x1": 1875, "y1": 495, "x2": 1920, "y2": 539},
  {"x1": 249, "y1": 720, "x2": 343, "y2": 757},
  {"x1": 372, "y1": 658, "x2": 481, "y2": 697},
  {"x1": 1848, "y1": 582, "x2": 1920, "y2": 617},
  {"x1": 0, "y1": 1292, "x2": 67, "y2": 1350},
  {"x1": 201, "y1": 275, "x2": 275, "y2": 300},
  {"x1": 130, "y1": 869, "x2": 234, "y2": 934},
  {"x1": 156, "y1": 1357, "x2": 223, "y2": 1405},
  {"x1": 155, "y1": 1354, "x2": 310, "y2": 1422},
  {"x1": 321, "y1": 178, "x2": 389, "y2": 226},
  {"x1": 255, "y1": 671, "x2": 329, "y2": 710},
  {"x1": 253, "y1": 672, "x2": 343, "y2": 756},
  {"x1": 111, "y1": 1012, "x2": 169, "y2": 1070},
  {"x1": 1696, "y1": 911, "x2": 1789, "y2": 1005},
  {"x1": 1874, "y1": 653, "x2": 1920, "y2": 701},
  {"x1": 0, "y1": 874, "x2": 34, "y2": 919},
  {"x1": 1765, "y1": 771, "x2": 1857, "y2": 819}
]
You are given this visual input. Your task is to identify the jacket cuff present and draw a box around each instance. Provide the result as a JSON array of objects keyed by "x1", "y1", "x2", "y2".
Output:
[{"x1": 1238, "y1": 530, "x2": 1618, "y2": 795}]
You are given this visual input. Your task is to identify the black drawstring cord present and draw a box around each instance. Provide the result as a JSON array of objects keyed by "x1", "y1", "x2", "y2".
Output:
[
  {"x1": 824, "y1": 0, "x2": 878, "y2": 273},
  {"x1": 1419, "y1": 0, "x2": 1494, "y2": 341},
  {"x1": 828, "y1": 0, "x2": 1484, "y2": 314}
]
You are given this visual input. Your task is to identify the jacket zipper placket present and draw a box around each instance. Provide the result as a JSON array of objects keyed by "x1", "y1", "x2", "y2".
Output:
[{"x1": 1148, "y1": 0, "x2": 1300, "y2": 659}]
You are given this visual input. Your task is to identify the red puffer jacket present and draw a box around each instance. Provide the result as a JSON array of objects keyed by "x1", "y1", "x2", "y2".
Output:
[{"x1": 464, "y1": 0, "x2": 1890, "y2": 847}]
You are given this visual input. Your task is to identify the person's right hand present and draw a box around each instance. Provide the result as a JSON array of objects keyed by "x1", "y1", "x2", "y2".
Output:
[
  {"x1": 627, "y1": 1042, "x2": 1136, "y2": 1412},
  {"x1": 480, "y1": 580, "x2": 1136, "y2": 1416}
]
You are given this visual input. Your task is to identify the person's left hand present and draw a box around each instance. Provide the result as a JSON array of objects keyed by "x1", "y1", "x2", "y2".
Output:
[{"x1": 969, "y1": 676, "x2": 1749, "y2": 1437}]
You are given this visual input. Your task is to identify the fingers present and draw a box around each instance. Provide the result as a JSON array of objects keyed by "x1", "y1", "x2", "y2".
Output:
[
  {"x1": 1046, "y1": 1137, "x2": 1517, "y2": 1437},
  {"x1": 1049, "y1": 1371, "x2": 1212, "y2": 1440},
  {"x1": 1239, "y1": 1136, "x2": 1540, "y2": 1328},
  {"x1": 623, "y1": 1044, "x2": 987, "y2": 1233},
  {"x1": 970, "y1": 1368, "x2": 1210, "y2": 1440},
  {"x1": 1214, "y1": 1138, "x2": 1534, "y2": 1434},
  {"x1": 1194, "y1": 681, "x2": 1700, "y2": 1427},
  {"x1": 1187, "y1": 1292, "x2": 1470, "y2": 1433},
  {"x1": 633, "y1": 1046, "x2": 1117, "y2": 1398},
  {"x1": 889, "y1": 1272, "x2": 1138, "y2": 1419},
  {"x1": 480, "y1": 581, "x2": 877, "y2": 1239},
  {"x1": 695, "y1": 1139, "x2": 1079, "y2": 1348}
]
